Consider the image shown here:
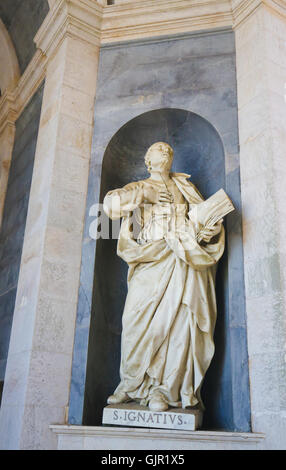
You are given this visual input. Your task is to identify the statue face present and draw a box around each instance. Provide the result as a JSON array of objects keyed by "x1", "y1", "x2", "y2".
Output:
[{"x1": 145, "y1": 142, "x2": 173, "y2": 173}]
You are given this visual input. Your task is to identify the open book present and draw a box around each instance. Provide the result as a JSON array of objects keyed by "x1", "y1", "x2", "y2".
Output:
[{"x1": 189, "y1": 189, "x2": 235, "y2": 243}]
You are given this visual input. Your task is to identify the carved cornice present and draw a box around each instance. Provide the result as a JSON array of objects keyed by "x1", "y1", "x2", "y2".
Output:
[
  {"x1": 34, "y1": 0, "x2": 103, "y2": 58},
  {"x1": 102, "y1": 0, "x2": 286, "y2": 41},
  {"x1": 101, "y1": 0, "x2": 233, "y2": 42}
]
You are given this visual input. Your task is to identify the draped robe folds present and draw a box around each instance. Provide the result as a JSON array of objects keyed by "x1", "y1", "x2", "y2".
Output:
[{"x1": 103, "y1": 173, "x2": 225, "y2": 409}]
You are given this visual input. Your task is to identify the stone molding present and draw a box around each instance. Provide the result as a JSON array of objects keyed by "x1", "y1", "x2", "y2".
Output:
[
  {"x1": 34, "y1": 0, "x2": 286, "y2": 57},
  {"x1": 0, "y1": 92, "x2": 17, "y2": 136},
  {"x1": 34, "y1": 0, "x2": 103, "y2": 58},
  {"x1": 0, "y1": 92, "x2": 16, "y2": 224},
  {"x1": 102, "y1": 0, "x2": 286, "y2": 41},
  {"x1": 50, "y1": 425, "x2": 265, "y2": 443},
  {"x1": 50, "y1": 425, "x2": 265, "y2": 450},
  {"x1": 232, "y1": 0, "x2": 286, "y2": 28},
  {"x1": 0, "y1": 19, "x2": 19, "y2": 135},
  {"x1": 101, "y1": 0, "x2": 233, "y2": 42}
]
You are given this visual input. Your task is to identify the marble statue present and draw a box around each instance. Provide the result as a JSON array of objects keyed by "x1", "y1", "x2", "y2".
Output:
[{"x1": 103, "y1": 142, "x2": 233, "y2": 413}]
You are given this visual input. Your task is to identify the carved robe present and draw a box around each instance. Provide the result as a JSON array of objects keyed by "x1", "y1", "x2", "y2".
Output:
[{"x1": 103, "y1": 173, "x2": 225, "y2": 409}]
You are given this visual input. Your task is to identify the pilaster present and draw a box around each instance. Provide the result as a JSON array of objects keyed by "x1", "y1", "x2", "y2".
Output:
[
  {"x1": 233, "y1": 0, "x2": 286, "y2": 449},
  {"x1": 0, "y1": 0, "x2": 101, "y2": 450}
]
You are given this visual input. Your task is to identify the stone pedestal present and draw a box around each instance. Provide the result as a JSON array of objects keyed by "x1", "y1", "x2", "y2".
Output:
[{"x1": 102, "y1": 403, "x2": 203, "y2": 431}]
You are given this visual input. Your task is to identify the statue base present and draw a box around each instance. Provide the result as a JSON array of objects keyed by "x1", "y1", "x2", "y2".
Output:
[{"x1": 102, "y1": 403, "x2": 203, "y2": 431}]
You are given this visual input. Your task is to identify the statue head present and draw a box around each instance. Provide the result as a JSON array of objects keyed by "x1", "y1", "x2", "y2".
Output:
[{"x1": 145, "y1": 142, "x2": 174, "y2": 173}]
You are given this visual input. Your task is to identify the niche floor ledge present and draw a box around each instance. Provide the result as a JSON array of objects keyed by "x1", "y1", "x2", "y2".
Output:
[{"x1": 50, "y1": 425, "x2": 265, "y2": 450}]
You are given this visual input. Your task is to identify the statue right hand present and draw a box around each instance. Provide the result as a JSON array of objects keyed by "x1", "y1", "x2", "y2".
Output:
[
  {"x1": 144, "y1": 186, "x2": 173, "y2": 204},
  {"x1": 143, "y1": 185, "x2": 158, "y2": 204}
]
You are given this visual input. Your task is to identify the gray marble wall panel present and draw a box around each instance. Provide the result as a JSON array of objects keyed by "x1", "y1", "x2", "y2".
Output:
[
  {"x1": 0, "y1": 82, "x2": 44, "y2": 382},
  {"x1": 69, "y1": 29, "x2": 251, "y2": 432}
]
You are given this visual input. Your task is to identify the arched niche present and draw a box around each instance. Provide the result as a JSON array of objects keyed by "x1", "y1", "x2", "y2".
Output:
[
  {"x1": 0, "y1": 18, "x2": 20, "y2": 95},
  {"x1": 82, "y1": 108, "x2": 243, "y2": 430}
]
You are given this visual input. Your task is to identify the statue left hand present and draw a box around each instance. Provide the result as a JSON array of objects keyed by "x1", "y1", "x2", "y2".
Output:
[{"x1": 200, "y1": 221, "x2": 222, "y2": 243}]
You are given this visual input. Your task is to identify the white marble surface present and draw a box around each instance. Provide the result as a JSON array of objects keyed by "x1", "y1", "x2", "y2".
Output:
[{"x1": 102, "y1": 404, "x2": 203, "y2": 431}]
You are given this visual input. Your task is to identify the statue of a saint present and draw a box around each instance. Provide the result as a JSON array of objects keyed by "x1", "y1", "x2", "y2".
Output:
[{"x1": 103, "y1": 142, "x2": 232, "y2": 413}]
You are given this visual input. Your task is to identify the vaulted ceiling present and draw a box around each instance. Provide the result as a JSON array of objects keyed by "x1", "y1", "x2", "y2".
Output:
[{"x1": 0, "y1": 0, "x2": 49, "y2": 74}]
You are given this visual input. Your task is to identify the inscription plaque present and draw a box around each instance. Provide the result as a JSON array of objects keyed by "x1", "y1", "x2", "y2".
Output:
[{"x1": 102, "y1": 403, "x2": 203, "y2": 431}]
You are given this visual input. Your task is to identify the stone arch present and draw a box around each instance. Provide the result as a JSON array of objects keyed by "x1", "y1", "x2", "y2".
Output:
[{"x1": 0, "y1": 18, "x2": 20, "y2": 95}]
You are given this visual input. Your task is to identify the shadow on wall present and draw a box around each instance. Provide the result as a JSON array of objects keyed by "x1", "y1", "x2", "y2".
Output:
[{"x1": 83, "y1": 108, "x2": 231, "y2": 430}]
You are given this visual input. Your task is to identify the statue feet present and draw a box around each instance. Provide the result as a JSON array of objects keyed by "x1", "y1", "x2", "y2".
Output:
[
  {"x1": 107, "y1": 391, "x2": 130, "y2": 405},
  {"x1": 149, "y1": 393, "x2": 169, "y2": 412}
]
